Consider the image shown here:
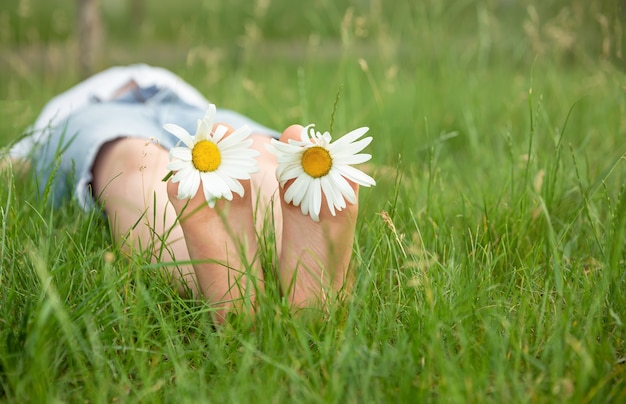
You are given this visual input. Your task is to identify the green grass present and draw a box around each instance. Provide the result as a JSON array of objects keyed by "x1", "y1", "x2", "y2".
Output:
[{"x1": 1, "y1": 0, "x2": 626, "y2": 401}]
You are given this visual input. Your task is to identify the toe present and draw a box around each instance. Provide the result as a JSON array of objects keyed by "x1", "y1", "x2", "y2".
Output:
[
  {"x1": 167, "y1": 176, "x2": 179, "y2": 203},
  {"x1": 280, "y1": 124, "x2": 304, "y2": 143}
]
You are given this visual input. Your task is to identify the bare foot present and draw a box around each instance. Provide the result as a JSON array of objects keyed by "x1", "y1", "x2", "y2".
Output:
[
  {"x1": 277, "y1": 125, "x2": 359, "y2": 309},
  {"x1": 248, "y1": 133, "x2": 283, "y2": 255},
  {"x1": 167, "y1": 125, "x2": 263, "y2": 324}
]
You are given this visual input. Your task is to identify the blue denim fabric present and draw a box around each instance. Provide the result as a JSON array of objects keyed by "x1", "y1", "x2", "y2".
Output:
[{"x1": 33, "y1": 86, "x2": 279, "y2": 211}]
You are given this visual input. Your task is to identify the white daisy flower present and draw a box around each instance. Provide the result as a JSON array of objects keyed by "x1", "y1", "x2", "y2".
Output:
[
  {"x1": 268, "y1": 124, "x2": 376, "y2": 222},
  {"x1": 164, "y1": 104, "x2": 259, "y2": 207}
]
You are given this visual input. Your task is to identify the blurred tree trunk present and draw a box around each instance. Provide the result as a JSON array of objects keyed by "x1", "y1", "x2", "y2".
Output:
[{"x1": 77, "y1": 0, "x2": 104, "y2": 78}]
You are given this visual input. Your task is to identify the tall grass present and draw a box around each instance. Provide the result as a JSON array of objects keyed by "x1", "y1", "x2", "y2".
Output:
[{"x1": 1, "y1": 0, "x2": 625, "y2": 401}]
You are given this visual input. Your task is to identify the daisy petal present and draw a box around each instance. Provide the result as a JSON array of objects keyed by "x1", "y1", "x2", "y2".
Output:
[
  {"x1": 197, "y1": 119, "x2": 211, "y2": 141},
  {"x1": 217, "y1": 173, "x2": 245, "y2": 197},
  {"x1": 204, "y1": 104, "x2": 217, "y2": 122},
  {"x1": 177, "y1": 169, "x2": 200, "y2": 199},
  {"x1": 164, "y1": 124, "x2": 194, "y2": 148},
  {"x1": 300, "y1": 125, "x2": 315, "y2": 142},
  {"x1": 311, "y1": 179, "x2": 322, "y2": 220},
  {"x1": 329, "y1": 170, "x2": 357, "y2": 205},
  {"x1": 163, "y1": 103, "x2": 260, "y2": 206},
  {"x1": 334, "y1": 137, "x2": 373, "y2": 156},
  {"x1": 219, "y1": 125, "x2": 252, "y2": 147},
  {"x1": 271, "y1": 123, "x2": 376, "y2": 220},
  {"x1": 286, "y1": 176, "x2": 309, "y2": 206},
  {"x1": 278, "y1": 163, "x2": 305, "y2": 183},
  {"x1": 167, "y1": 159, "x2": 190, "y2": 171},
  {"x1": 339, "y1": 152, "x2": 372, "y2": 165},
  {"x1": 332, "y1": 127, "x2": 369, "y2": 148},
  {"x1": 169, "y1": 147, "x2": 192, "y2": 162},
  {"x1": 172, "y1": 165, "x2": 192, "y2": 183},
  {"x1": 202, "y1": 171, "x2": 232, "y2": 201},
  {"x1": 320, "y1": 176, "x2": 338, "y2": 216},
  {"x1": 213, "y1": 124, "x2": 228, "y2": 143},
  {"x1": 336, "y1": 164, "x2": 376, "y2": 187}
]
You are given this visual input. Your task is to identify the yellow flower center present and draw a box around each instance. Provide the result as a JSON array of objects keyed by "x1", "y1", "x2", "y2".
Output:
[
  {"x1": 301, "y1": 146, "x2": 332, "y2": 178},
  {"x1": 191, "y1": 140, "x2": 221, "y2": 172}
]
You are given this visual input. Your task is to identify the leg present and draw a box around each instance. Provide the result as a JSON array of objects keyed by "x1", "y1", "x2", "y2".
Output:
[
  {"x1": 277, "y1": 125, "x2": 359, "y2": 309},
  {"x1": 91, "y1": 137, "x2": 198, "y2": 295},
  {"x1": 166, "y1": 126, "x2": 265, "y2": 324}
]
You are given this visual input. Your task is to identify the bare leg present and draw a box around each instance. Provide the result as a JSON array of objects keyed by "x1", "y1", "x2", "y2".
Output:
[
  {"x1": 166, "y1": 126, "x2": 264, "y2": 324},
  {"x1": 277, "y1": 125, "x2": 359, "y2": 309},
  {"x1": 91, "y1": 137, "x2": 198, "y2": 295}
]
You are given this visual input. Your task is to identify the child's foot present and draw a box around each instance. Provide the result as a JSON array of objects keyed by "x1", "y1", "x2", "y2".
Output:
[
  {"x1": 167, "y1": 125, "x2": 263, "y2": 324},
  {"x1": 277, "y1": 125, "x2": 359, "y2": 309}
]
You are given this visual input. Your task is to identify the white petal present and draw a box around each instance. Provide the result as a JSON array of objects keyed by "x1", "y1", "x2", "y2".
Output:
[
  {"x1": 177, "y1": 169, "x2": 200, "y2": 199},
  {"x1": 218, "y1": 164, "x2": 256, "y2": 179},
  {"x1": 212, "y1": 173, "x2": 235, "y2": 199},
  {"x1": 311, "y1": 179, "x2": 322, "y2": 220},
  {"x1": 213, "y1": 124, "x2": 228, "y2": 143},
  {"x1": 278, "y1": 163, "x2": 305, "y2": 182},
  {"x1": 300, "y1": 179, "x2": 319, "y2": 219},
  {"x1": 337, "y1": 152, "x2": 371, "y2": 165},
  {"x1": 283, "y1": 183, "x2": 296, "y2": 204},
  {"x1": 219, "y1": 125, "x2": 252, "y2": 147},
  {"x1": 166, "y1": 159, "x2": 190, "y2": 171},
  {"x1": 299, "y1": 180, "x2": 312, "y2": 215},
  {"x1": 221, "y1": 175, "x2": 245, "y2": 197},
  {"x1": 320, "y1": 175, "x2": 340, "y2": 215},
  {"x1": 309, "y1": 208, "x2": 320, "y2": 222},
  {"x1": 201, "y1": 171, "x2": 231, "y2": 201},
  {"x1": 204, "y1": 104, "x2": 217, "y2": 123},
  {"x1": 220, "y1": 147, "x2": 259, "y2": 160},
  {"x1": 303, "y1": 180, "x2": 321, "y2": 222},
  {"x1": 300, "y1": 194, "x2": 310, "y2": 217},
  {"x1": 198, "y1": 120, "x2": 210, "y2": 140},
  {"x1": 332, "y1": 127, "x2": 369, "y2": 148},
  {"x1": 336, "y1": 164, "x2": 376, "y2": 187},
  {"x1": 164, "y1": 124, "x2": 194, "y2": 148},
  {"x1": 219, "y1": 140, "x2": 256, "y2": 155},
  {"x1": 301, "y1": 124, "x2": 315, "y2": 142},
  {"x1": 275, "y1": 153, "x2": 300, "y2": 170},
  {"x1": 270, "y1": 140, "x2": 302, "y2": 154},
  {"x1": 285, "y1": 176, "x2": 308, "y2": 205},
  {"x1": 319, "y1": 131, "x2": 333, "y2": 145},
  {"x1": 287, "y1": 139, "x2": 310, "y2": 147},
  {"x1": 169, "y1": 147, "x2": 192, "y2": 162},
  {"x1": 329, "y1": 169, "x2": 357, "y2": 205},
  {"x1": 194, "y1": 119, "x2": 204, "y2": 139},
  {"x1": 172, "y1": 165, "x2": 192, "y2": 183},
  {"x1": 197, "y1": 105, "x2": 217, "y2": 140},
  {"x1": 333, "y1": 137, "x2": 373, "y2": 157},
  {"x1": 299, "y1": 176, "x2": 317, "y2": 209}
]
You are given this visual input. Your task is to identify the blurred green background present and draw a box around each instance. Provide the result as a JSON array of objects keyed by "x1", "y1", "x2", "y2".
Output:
[
  {"x1": 1, "y1": 1, "x2": 622, "y2": 59},
  {"x1": 1, "y1": 0, "x2": 624, "y2": 190}
]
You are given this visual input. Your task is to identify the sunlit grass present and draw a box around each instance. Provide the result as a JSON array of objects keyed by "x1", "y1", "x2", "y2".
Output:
[{"x1": 1, "y1": 0, "x2": 625, "y2": 401}]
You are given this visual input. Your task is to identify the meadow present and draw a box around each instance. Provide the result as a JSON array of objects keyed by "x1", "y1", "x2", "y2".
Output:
[{"x1": 1, "y1": 0, "x2": 625, "y2": 401}]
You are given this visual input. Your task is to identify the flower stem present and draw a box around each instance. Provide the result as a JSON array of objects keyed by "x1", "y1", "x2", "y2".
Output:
[{"x1": 162, "y1": 171, "x2": 173, "y2": 182}]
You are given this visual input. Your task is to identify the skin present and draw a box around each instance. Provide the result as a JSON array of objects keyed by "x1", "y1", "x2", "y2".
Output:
[
  {"x1": 275, "y1": 125, "x2": 359, "y2": 308},
  {"x1": 9, "y1": 117, "x2": 360, "y2": 325}
]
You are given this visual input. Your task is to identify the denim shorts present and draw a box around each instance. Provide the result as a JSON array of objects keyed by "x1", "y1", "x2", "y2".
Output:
[{"x1": 32, "y1": 85, "x2": 279, "y2": 211}]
